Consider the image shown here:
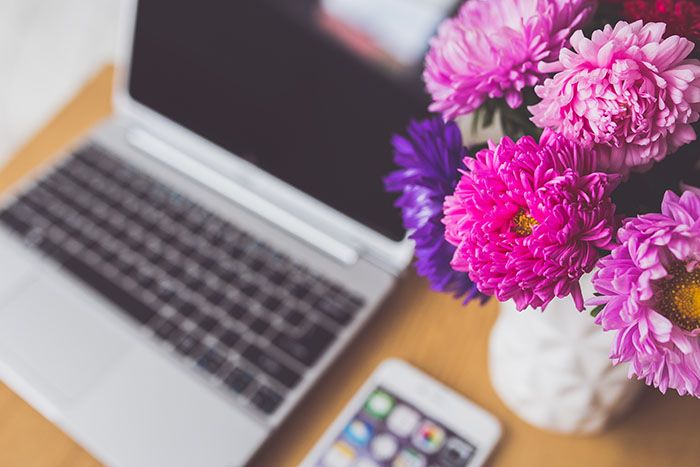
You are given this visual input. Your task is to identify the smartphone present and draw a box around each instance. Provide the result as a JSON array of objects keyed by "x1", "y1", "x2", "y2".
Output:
[{"x1": 301, "y1": 359, "x2": 501, "y2": 467}]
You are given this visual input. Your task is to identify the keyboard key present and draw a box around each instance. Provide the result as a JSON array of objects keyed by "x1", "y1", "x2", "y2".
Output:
[
  {"x1": 249, "y1": 257, "x2": 265, "y2": 272},
  {"x1": 262, "y1": 295, "x2": 282, "y2": 312},
  {"x1": 205, "y1": 288, "x2": 225, "y2": 305},
  {"x1": 224, "y1": 367, "x2": 254, "y2": 394},
  {"x1": 249, "y1": 317, "x2": 269, "y2": 335},
  {"x1": 242, "y1": 344, "x2": 301, "y2": 388},
  {"x1": 155, "y1": 320, "x2": 179, "y2": 340},
  {"x1": 218, "y1": 267, "x2": 240, "y2": 284},
  {"x1": 250, "y1": 385, "x2": 283, "y2": 414},
  {"x1": 197, "y1": 315, "x2": 219, "y2": 333},
  {"x1": 194, "y1": 253, "x2": 215, "y2": 270},
  {"x1": 283, "y1": 308, "x2": 305, "y2": 327},
  {"x1": 227, "y1": 302, "x2": 248, "y2": 320},
  {"x1": 228, "y1": 243, "x2": 245, "y2": 259},
  {"x1": 272, "y1": 324, "x2": 334, "y2": 367},
  {"x1": 220, "y1": 329, "x2": 241, "y2": 347},
  {"x1": 174, "y1": 334, "x2": 202, "y2": 357},
  {"x1": 268, "y1": 268, "x2": 287, "y2": 285},
  {"x1": 179, "y1": 301, "x2": 198, "y2": 317},
  {"x1": 240, "y1": 282, "x2": 259, "y2": 299},
  {"x1": 197, "y1": 349, "x2": 226, "y2": 374},
  {"x1": 155, "y1": 279, "x2": 177, "y2": 301},
  {"x1": 182, "y1": 274, "x2": 206, "y2": 291},
  {"x1": 290, "y1": 283, "x2": 309, "y2": 299},
  {"x1": 0, "y1": 209, "x2": 31, "y2": 236},
  {"x1": 313, "y1": 295, "x2": 358, "y2": 325}
]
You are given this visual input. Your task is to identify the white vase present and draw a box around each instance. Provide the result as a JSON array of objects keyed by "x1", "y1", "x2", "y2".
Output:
[{"x1": 488, "y1": 275, "x2": 642, "y2": 435}]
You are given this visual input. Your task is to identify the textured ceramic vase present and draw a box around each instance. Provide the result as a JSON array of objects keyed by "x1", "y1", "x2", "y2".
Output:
[{"x1": 488, "y1": 275, "x2": 642, "y2": 435}]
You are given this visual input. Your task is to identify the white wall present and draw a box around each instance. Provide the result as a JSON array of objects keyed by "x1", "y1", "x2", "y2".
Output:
[{"x1": 0, "y1": 0, "x2": 120, "y2": 165}]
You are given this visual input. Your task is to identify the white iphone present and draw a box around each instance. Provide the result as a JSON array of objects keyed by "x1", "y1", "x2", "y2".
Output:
[{"x1": 301, "y1": 359, "x2": 501, "y2": 467}]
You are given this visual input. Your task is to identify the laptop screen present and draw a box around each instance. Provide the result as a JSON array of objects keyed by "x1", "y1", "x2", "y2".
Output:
[{"x1": 128, "y1": 0, "x2": 457, "y2": 241}]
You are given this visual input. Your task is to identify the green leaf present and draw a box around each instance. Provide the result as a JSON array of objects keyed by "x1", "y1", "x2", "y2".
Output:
[
  {"x1": 590, "y1": 304, "x2": 604, "y2": 318},
  {"x1": 482, "y1": 101, "x2": 497, "y2": 128},
  {"x1": 471, "y1": 107, "x2": 482, "y2": 134}
]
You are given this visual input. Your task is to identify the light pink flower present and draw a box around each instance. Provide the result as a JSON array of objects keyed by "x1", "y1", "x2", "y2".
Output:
[
  {"x1": 424, "y1": 0, "x2": 595, "y2": 120},
  {"x1": 530, "y1": 20, "x2": 700, "y2": 175},
  {"x1": 590, "y1": 190, "x2": 700, "y2": 397}
]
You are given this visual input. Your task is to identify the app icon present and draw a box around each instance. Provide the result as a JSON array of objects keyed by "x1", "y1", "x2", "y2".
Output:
[
  {"x1": 322, "y1": 441, "x2": 356, "y2": 467},
  {"x1": 411, "y1": 420, "x2": 445, "y2": 454},
  {"x1": 392, "y1": 448, "x2": 426, "y2": 467},
  {"x1": 370, "y1": 433, "x2": 399, "y2": 461},
  {"x1": 355, "y1": 458, "x2": 380, "y2": 467},
  {"x1": 364, "y1": 390, "x2": 395, "y2": 419},
  {"x1": 437, "y1": 437, "x2": 476, "y2": 467},
  {"x1": 387, "y1": 404, "x2": 420, "y2": 437},
  {"x1": 343, "y1": 419, "x2": 373, "y2": 446}
]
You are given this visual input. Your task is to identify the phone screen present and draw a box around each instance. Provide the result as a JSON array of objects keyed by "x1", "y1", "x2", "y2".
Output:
[{"x1": 312, "y1": 385, "x2": 478, "y2": 467}]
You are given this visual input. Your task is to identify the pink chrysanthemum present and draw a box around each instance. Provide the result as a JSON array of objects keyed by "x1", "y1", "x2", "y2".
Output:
[
  {"x1": 443, "y1": 129, "x2": 619, "y2": 311},
  {"x1": 590, "y1": 190, "x2": 700, "y2": 397},
  {"x1": 530, "y1": 20, "x2": 700, "y2": 175},
  {"x1": 423, "y1": 0, "x2": 595, "y2": 120}
]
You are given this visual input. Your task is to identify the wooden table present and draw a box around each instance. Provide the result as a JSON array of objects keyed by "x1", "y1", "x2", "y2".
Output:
[{"x1": 1, "y1": 66, "x2": 699, "y2": 467}]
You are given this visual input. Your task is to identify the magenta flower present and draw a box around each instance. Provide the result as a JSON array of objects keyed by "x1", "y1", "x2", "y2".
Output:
[
  {"x1": 590, "y1": 190, "x2": 700, "y2": 397},
  {"x1": 424, "y1": 0, "x2": 595, "y2": 120},
  {"x1": 530, "y1": 20, "x2": 700, "y2": 176},
  {"x1": 443, "y1": 129, "x2": 619, "y2": 311}
]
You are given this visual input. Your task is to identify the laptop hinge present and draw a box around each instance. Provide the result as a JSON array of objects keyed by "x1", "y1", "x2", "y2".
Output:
[{"x1": 125, "y1": 128, "x2": 360, "y2": 266}]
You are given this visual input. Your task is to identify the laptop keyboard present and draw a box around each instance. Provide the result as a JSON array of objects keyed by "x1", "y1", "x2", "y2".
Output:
[{"x1": 0, "y1": 145, "x2": 364, "y2": 416}]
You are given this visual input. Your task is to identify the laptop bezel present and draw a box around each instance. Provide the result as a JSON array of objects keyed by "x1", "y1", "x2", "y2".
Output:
[{"x1": 111, "y1": 0, "x2": 414, "y2": 274}]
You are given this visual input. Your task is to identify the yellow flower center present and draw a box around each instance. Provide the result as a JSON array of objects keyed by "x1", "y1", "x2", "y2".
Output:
[
  {"x1": 657, "y1": 263, "x2": 700, "y2": 332},
  {"x1": 512, "y1": 209, "x2": 538, "y2": 236}
]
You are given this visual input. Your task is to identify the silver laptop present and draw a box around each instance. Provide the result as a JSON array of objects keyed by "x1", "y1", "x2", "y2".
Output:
[{"x1": 0, "y1": 1, "x2": 452, "y2": 465}]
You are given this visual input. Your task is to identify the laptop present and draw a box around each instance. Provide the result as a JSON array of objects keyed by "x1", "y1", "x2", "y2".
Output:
[{"x1": 0, "y1": 0, "x2": 455, "y2": 465}]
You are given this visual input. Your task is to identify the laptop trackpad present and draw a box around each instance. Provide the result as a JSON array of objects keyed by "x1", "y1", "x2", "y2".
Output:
[{"x1": 0, "y1": 276, "x2": 127, "y2": 402}]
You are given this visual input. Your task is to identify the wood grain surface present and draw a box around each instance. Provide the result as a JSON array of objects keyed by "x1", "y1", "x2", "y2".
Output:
[{"x1": 1, "y1": 66, "x2": 698, "y2": 467}]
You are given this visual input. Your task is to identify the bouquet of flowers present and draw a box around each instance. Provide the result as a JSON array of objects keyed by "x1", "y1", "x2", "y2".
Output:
[{"x1": 385, "y1": 0, "x2": 700, "y2": 398}]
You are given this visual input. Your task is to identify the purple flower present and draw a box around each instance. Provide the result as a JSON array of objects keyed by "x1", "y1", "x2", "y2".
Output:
[
  {"x1": 385, "y1": 117, "x2": 482, "y2": 301},
  {"x1": 443, "y1": 129, "x2": 619, "y2": 311},
  {"x1": 590, "y1": 190, "x2": 700, "y2": 397},
  {"x1": 424, "y1": 0, "x2": 595, "y2": 120}
]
